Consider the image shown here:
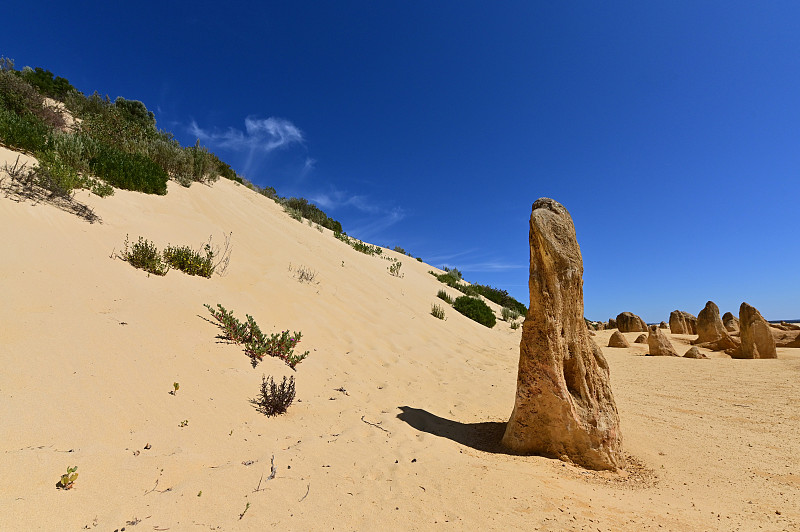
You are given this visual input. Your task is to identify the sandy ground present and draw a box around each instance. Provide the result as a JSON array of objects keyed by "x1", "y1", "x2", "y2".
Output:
[{"x1": 1, "y1": 146, "x2": 798, "y2": 531}]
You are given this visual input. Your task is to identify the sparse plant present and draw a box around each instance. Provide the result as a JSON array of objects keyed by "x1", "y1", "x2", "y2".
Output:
[
  {"x1": 179, "y1": 419, "x2": 188, "y2": 427},
  {"x1": 290, "y1": 264, "x2": 317, "y2": 283},
  {"x1": 510, "y1": 321, "x2": 520, "y2": 330},
  {"x1": 204, "y1": 304, "x2": 310, "y2": 369},
  {"x1": 57, "y1": 466, "x2": 78, "y2": 490},
  {"x1": 170, "y1": 382, "x2": 179, "y2": 395},
  {"x1": 118, "y1": 235, "x2": 169, "y2": 276},
  {"x1": 453, "y1": 296, "x2": 496, "y2": 328},
  {"x1": 388, "y1": 260, "x2": 403, "y2": 277},
  {"x1": 431, "y1": 303, "x2": 446, "y2": 320},
  {"x1": 501, "y1": 307, "x2": 522, "y2": 322},
  {"x1": 284, "y1": 205, "x2": 303, "y2": 222},
  {"x1": 437, "y1": 289, "x2": 453, "y2": 304},
  {"x1": 250, "y1": 375, "x2": 296, "y2": 416}
]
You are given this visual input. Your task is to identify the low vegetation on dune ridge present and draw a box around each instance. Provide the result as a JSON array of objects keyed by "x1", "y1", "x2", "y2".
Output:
[
  {"x1": 1, "y1": 55, "x2": 527, "y2": 324},
  {"x1": 0, "y1": 55, "x2": 344, "y2": 231}
]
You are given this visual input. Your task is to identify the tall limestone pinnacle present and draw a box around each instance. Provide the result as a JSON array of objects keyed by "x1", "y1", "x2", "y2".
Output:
[{"x1": 502, "y1": 198, "x2": 624, "y2": 470}]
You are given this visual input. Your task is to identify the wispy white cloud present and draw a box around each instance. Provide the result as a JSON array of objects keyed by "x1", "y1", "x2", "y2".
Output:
[
  {"x1": 189, "y1": 116, "x2": 304, "y2": 152},
  {"x1": 348, "y1": 207, "x2": 406, "y2": 239}
]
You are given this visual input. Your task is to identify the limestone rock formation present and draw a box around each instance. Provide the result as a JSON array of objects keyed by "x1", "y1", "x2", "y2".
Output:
[
  {"x1": 694, "y1": 301, "x2": 729, "y2": 344},
  {"x1": 669, "y1": 310, "x2": 697, "y2": 335},
  {"x1": 659, "y1": 321, "x2": 668, "y2": 329},
  {"x1": 616, "y1": 312, "x2": 647, "y2": 333},
  {"x1": 502, "y1": 198, "x2": 623, "y2": 471},
  {"x1": 683, "y1": 346, "x2": 707, "y2": 359},
  {"x1": 634, "y1": 333, "x2": 648, "y2": 343},
  {"x1": 722, "y1": 312, "x2": 740, "y2": 333},
  {"x1": 772, "y1": 328, "x2": 800, "y2": 348},
  {"x1": 647, "y1": 326, "x2": 679, "y2": 356},
  {"x1": 780, "y1": 321, "x2": 800, "y2": 331},
  {"x1": 608, "y1": 330, "x2": 630, "y2": 348},
  {"x1": 734, "y1": 302, "x2": 777, "y2": 359},
  {"x1": 607, "y1": 318, "x2": 617, "y2": 329}
]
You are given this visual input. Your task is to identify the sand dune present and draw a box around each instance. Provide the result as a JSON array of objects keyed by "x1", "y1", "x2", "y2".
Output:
[{"x1": 1, "y1": 148, "x2": 798, "y2": 530}]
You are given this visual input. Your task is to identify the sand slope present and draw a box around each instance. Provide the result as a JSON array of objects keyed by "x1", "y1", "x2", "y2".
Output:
[{"x1": 1, "y1": 148, "x2": 798, "y2": 531}]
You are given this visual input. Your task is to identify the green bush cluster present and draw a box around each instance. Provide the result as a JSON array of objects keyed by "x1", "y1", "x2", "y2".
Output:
[
  {"x1": 429, "y1": 266, "x2": 527, "y2": 316},
  {"x1": 163, "y1": 243, "x2": 215, "y2": 278},
  {"x1": 453, "y1": 296, "x2": 496, "y2": 328},
  {"x1": 204, "y1": 304, "x2": 309, "y2": 369},
  {"x1": 281, "y1": 197, "x2": 343, "y2": 233},
  {"x1": 119, "y1": 235, "x2": 170, "y2": 276},
  {"x1": 431, "y1": 303, "x2": 446, "y2": 320},
  {"x1": 119, "y1": 235, "x2": 227, "y2": 278},
  {"x1": 436, "y1": 289, "x2": 454, "y2": 304},
  {"x1": 334, "y1": 231, "x2": 382, "y2": 256},
  {"x1": 89, "y1": 143, "x2": 168, "y2": 194}
]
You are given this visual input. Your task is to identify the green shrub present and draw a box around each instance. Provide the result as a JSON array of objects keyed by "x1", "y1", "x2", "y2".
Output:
[
  {"x1": 0, "y1": 107, "x2": 49, "y2": 153},
  {"x1": 510, "y1": 321, "x2": 520, "y2": 330},
  {"x1": 250, "y1": 375, "x2": 295, "y2": 416},
  {"x1": 453, "y1": 296, "x2": 496, "y2": 328},
  {"x1": 284, "y1": 205, "x2": 303, "y2": 221},
  {"x1": 388, "y1": 260, "x2": 403, "y2": 277},
  {"x1": 119, "y1": 235, "x2": 169, "y2": 275},
  {"x1": 163, "y1": 243, "x2": 215, "y2": 278},
  {"x1": 437, "y1": 289, "x2": 453, "y2": 304},
  {"x1": 89, "y1": 143, "x2": 168, "y2": 195},
  {"x1": 18, "y1": 67, "x2": 76, "y2": 101},
  {"x1": 204, "y1": 304, "x2": 309, "y2": 369},
  {"x1": 431, "y1": 303, "x2": 446, "y2": 320},
  {"x1": 282, "y1": 197, "x2": 342, "y2": 233},
  {"x1": 501, "y1": 307, "x2": 522, "y2": 322},
  {"x1": 351, "y1": 240, "x2": 382, "y2": 256}
]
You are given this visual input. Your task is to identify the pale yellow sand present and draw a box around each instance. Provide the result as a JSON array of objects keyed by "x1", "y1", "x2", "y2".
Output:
[{"x1": 1, "y1": 147, "x2": 798, "y2": 531}]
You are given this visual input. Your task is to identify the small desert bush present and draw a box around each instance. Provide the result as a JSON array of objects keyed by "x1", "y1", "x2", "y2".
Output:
[
  {"x1": 388, "y1": 260, "x2": 403, "y2": 277},
  {"x1": 431, "y1": 303, "x2": 446, "y2": 320},
  {"x1": 351, "y1": 240, "x2": 382, "y2": 256},
  {"x1": 453, "y1": 296, "x2": 496, "y2": 328},
  {"x1": 510, "y1": 321, "x2": 520, "y2": 330},
  {"x1": 119, "y1": 235, "x2": 169, "y2": 276},
  {"x1": 290, "y1": 264, "x2": 317, "y2": 283},
  {"x1": 163, "y1": 243, "x2": 215, "y2": 277},
  {"x1": 437, "y1": 289, "x2": 453, "y2": 304},
  {"x1": 204, "y1": 304, "x2": 309, "y2": 369},
  {"x1": 501, "y1": 307, "x2": 522, "y2": 322},
  {"x1": 284, "y1": 205, "x2": 303, "y2": 222},
  {"x1": 250, "y1": 375, "x2": 295, "y2": 416}
]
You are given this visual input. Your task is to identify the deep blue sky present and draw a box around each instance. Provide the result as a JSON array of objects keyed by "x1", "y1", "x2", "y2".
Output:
[{"x1": 5, "y1": 1, "x2": 799, "y2": 321}]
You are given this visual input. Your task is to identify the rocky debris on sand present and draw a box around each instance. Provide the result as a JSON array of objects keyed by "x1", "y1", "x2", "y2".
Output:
[
  {"x1": 683, "y1": 346, "x2": 707, "y2": 359},
  {"x1": 502, "y1": 198, "x2": 623, "y2": 471}
]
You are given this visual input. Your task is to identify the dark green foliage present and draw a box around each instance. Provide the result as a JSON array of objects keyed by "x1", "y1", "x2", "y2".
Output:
[
  {"x1": 250, "y1": 375, "x2": 295, "y2": 416},
  {"x1": 163, "y1": 243, "x2": 215, "y2": 278},
  {"x1": 114, "y1": 97, "x2": 155, "y2": 128},
  {"x1": 436, "y1": 289, "x2": 453, "y2": 304},
  {"x1": 453, "y1": 296, "x2": 496, "y2": 328},
  {"x1": 282, "y1": 197, "x2": 343, "y2": 233},
  {"x1": 393, "y1": 246, "x2": 407, "y2": 255},
  {"x1": 471, "y1": 284, "x2": 527, "y2": 316},
  {"x1": 89, "y1": 143, "x2": 168, "y2": 195},
  {"x1": 204, "y1": 304, "x2": 309, "y2": 369},
  {"x1": 351, "y1": 239, "x2": 382, "y2": 256},
  {"x1": 0, "y1": 108, "x2": 49, "y2": 153},
  {"x1": 119, "y1": 235, "x2": 169, "y2": 276},
  {"x1": 18, "y1": 67, "x2": 76, "y2": 101}
]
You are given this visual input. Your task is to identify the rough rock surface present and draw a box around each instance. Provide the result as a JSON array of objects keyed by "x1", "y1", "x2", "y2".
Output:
[
  {"x1": 608, "y1": 330, "x2": 630, "y2": 348},
  {"x1": 780, "y1": 321, "x2": 800, "y2": 331},
  {"x1": 634, "y1": 333, "x2": 648, "y2": 344},
  {"x1": 659, "y1": 321, "x2": 668, "y2": 329},
  {"x1": 683, "y1": 346, "x2": 707, "y2": 359},
  {"x1": 502, "y1": 198, "x2": 623, "y2": 470},
  {"x1": 607, "y1": 318, "x2": 617, "y2": 329},
  {"x1": 647, "y1": 326, "x2": 679, "y2": 356},
  {"x1": 693, "y1": 301, "x2": 739, "y2": 351},
  {"x1": 722, "y1": 312, "x2": 740, "y2": 333},
  {"x1": 616, "y1": 312, "x2": 647, "y2": 333},
  {"x1": 669, "y1": 310, "x2": 697, "y2": 335},
  {"x1": 735, "y1": 302, "x2": 777, "y2": 359},
  {"x1": 772, "y1": 328, "x2": 800, "y2": 348}
]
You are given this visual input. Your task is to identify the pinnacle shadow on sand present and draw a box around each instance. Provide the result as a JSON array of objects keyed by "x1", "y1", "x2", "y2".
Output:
[{"x1": 396, "y1": 406, "x2": 509, "y2": 455}]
